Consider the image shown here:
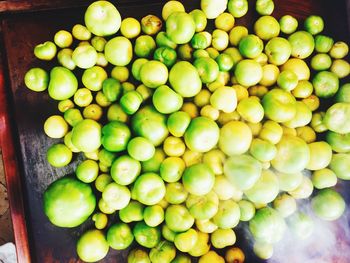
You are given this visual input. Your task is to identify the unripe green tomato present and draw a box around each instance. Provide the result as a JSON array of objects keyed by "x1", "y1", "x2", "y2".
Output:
[
  {"x1": 54, "y1": 30, "x2": 73, "y2": 48},
  {"x1": 149, "y1": 240, "x2": 176, "y2": 263},
  {"x1": 315, "y1": 34, "x2": 334, "y2": 53},
  {"x1": 91, "y1": 36, "x2": 107, "y2": 52},
  {"x1": 172, "y1": 254, "x2": 191, "y2": 263},
  {"x1": 162, "y1": 0, "x2": 185, "y2": 20},
  {"x1": 329, "y1": 153, "x2": 350, "y2": 180},
  {"x1": 163, "y1": 136, "x2": 185, "y2": 157},
  {"x1": 72, "y1": 44, "x2": 98, "y2": 69},
  {"x1": 98, "y1": 198, "x2": 116, "y2": 214},
  {"x1": 120, "y1": 91, "x2": 143, "y2": 115},
  {"x1": 235, "y1": 59, "x2": 263, "y2": 87},
  {"x1": 212, "y1": 29, "x2": 229, "y2": 51},
  {"x1": 153, "y1": 47, "x2": 177, "y2": 67},
  {"x1": 273, "y1": 193, "x2": 297, "y2": 218},
  {"x1": 330, "y1": 41, "x2": 349, "y2": 59},
  {"x1": 288, "y1": 176, "x2": 313, "y2": 199},
  {"x1": 64, "y1": 131, "x2": 80, "y2": 153},
  {"x1": 155, "y1": 31, "x2": 177, "y2": 49},
  {"x1": 265, "y1": 37, "x2": 292, "y2": 66},
  {"x1": 167, "y1": 111, "x2": 191, "y2": 138},
  {"x1": 140, "y1": 60, "x2": 168, "y2": 88},
  {"x1": 102, "y1": 78, "x2": 122, "y2": 103},
  {"x1": 135, "y1": 35, "x2": 156, "y2": 58},
  {"x1": 259, "y1": 120, "x2": 283, "y2": 144},
  {"x1": 212, "y1": 200, "x2": 241, "y2": 229},
  {"x1": 127, "y1": 249, "x2": 150, "y2": 263},
  {"x1": 253, "y1": 242, "x2": 273, "y2": 260},
  {"x1": 205, "y1": 47, "x2": 220, "y2": 59},
  {"x1": 279, "y1": 15, "x2": 298, "y2": 34},
  {"x1": 249, "y1": 138, "x2": 277, "y2": 162},
  {"x1": 44, "y1": 115, "x2": 69, "y2": 139},
  {"x1": 105, "y1": 36, "x2": 133, "y2": 66},
  {"x1": 57, "y1": 48, "x2": 76, "y2": 70},
  {"x1": 189, "y1": 9, "x2": 207, "y2": 32},
  {"x1": 211, "y1": 228, "x2": 236, "y2": 249},
  {"x1": 76, "y1": 159, "x2": 99, "y2": 183},
  {"x1": 153, "y1": 85, "x2": 183, "y2": 114},
  {"x1": 215, "y1": 12, "x2": 235, "y2": 31},
  {"x1": 229, "y1": 26, "x2": 248, "y2": 46},
  {"x1": 34, "y1": 41, "x2": 57, "y2": 61},
  {"x1": 160, "y1": 157, "x2": 185, "y2": 183},
  {"x1": 213, "y1": 175, "x2": 242, "y2": 201},
  {"x1": 311, "y1": 188, "x2": 345, "y2": 221},
  {"x1": 110, "y1": 155, "x2": 140, "y2": 186},
  {"x1": 48, "y1": 66, "x2": 78, "y2": 101},
  {"x1": 107, "y1": 222, "x2": 134, "y2": 250},
  {"x1": 24, "y1": 67, "x2": 49, "y2": 92},
  {"x1": 127, "y1": 137, "x2": 155, "y2": 162},
  {"x1": 178, "y1": 43, "x2": 193, "y2": 61},
  {"x1": 326, "y1": 130, "x2": 350, "y2": 153},
  {"x1": 237, "y1": 97, "x2": 264, "y2": 123},
  {"x1": 76, "y1": 230, "x2": 109, "y2": 262},
  {"x1": 72, "y1": 24, "x2": 91, "y2": 40},
  {"x1": 210, "y1": 86, "x2": 237, "y2": 113},
  {"x1": 133, "y1": 173, "x2": 166, "y2": 206},
  {"x1": 58, "y1": 99, "x2": 74, "y2": 113},
  {"x1": 304, "y1": 15, "x2": 324, "y2": 35},
  {"x1": 311, "y1": 168, "x2": 337, "y2": 189},
  {"x1": 254, "y1": 16, "x2": 280, "y2": 41},
  {"x1": 193, "y1": 49, "x2": 209, "y2": 59},
  {"x1": 311, "y1": 112, "x2": 327, "y2": 133},
  {"x1": 141, "y1": 148, "x2": 165, "y2": 173},
  {"x1": 228, "y1": 0, "x2": 248, "y2": 18},
  {"x1": 46, "y1": 143, "x2": 72, "y2": 168},
  {"x1": 141, "y1": 15, "x2": 162, "y2": 35},
  {"x1": 165, "y1": 182, "x2": 188, "y2": 204},
  {"x1": 276, "y1": 171, "x2": 303, "y2": 192},
  {"x1": 259, "y1": 64, "x2": 279, "y2": 86},
  {"x1": 216, "y1": 53, "x2": 234, "y2": 71},
  {"x1": 82, "y1": 66, "x2": 107, "y2": 92},
  {"x1": 74, "y1": 88, "x2": 93, "y2": 107},
  {"x1": 292, "y1": 80, "x2": 313, "y2": 99},
  {"x1": 92, "y1": 212, "x2": 108, "y2": 229},
  {"x1": 306, "y1": 141, "x2": 332, "y2": 171},
  {"x1": 256, "y1": 0, "x2": 274, "y2": 15},
  {"x1": 174, "y1": 228, "x2": 198, "y2": 253},
  {"x1": 310, "y1": 53, "x2": 332, "y2": 71},
  {"x1": 132, "y1": 58, "x2": 149, "y2": 81},
  {"x1": 102, "y1": 182, "x2": 131, "y2": 210},
  {"x1": 331, "y1": 59, "x2": 350, "y2": 78},
  {"x1": 193, "y1": 57, "x2": 219, "y2": 84},
  {"x1": 238, "y1": 200, "x2": 255, "y2": 221},
  {"x1": 288, "y1": 31, "x2": 315, "y2": 59},
  {"x1": 324, "y1": 102, "x2": 350, "y2": 134},
  {"x1": 182, "y1": 163, "x2": 215, "y2": 196},
  {"x1": 191, "y1": 31, "x2": 212, "y2": 49},
  {"x1": 121, "y1": 17, "x2": 141, "y2": 39},
  {"x1": 166, "y1": 12, "x2": 195, "y2": 44},
  {"x1": 107, "y1": 104, "x2": 128, "y2": 123},
  {"x1": 144, "y1": 205, "x2": 164, "y2": 227},
  {"x1": 165, "y1": 204, "x2": 194, "y2": 232},
  {"x1": 313, "y1": 71, "x2": 339, "y2": 98}
]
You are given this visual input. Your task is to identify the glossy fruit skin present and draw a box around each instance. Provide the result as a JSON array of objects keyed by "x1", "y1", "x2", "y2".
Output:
[
  {"x1": 104, "y1": 37, "x2": 133, "y2": 66},
  {"x1": 102, "y1": 121, "x2": 131, "y2": 152},
  {"x1": 265, "y1": 37, "x2": 291, "y2": 66},
  {"x1": 311, "y1": 189, "x2": 345, "y2": 221},
  {"x1": 219, "y1": 121, "x2": 252, "y2": 155},
  {"x1": 329, "y1": 153, "x2": 350, "y2": 180},
  {"x1": 107, "y1": 222, "x2": 134, "y2": 250},
  {"x1": 133, "y1": 173, "x2": 166, "y2": 205},
  {"x1": 239, "y1": 34, "x2": 264, "y2": 59},
  {"x1": 288, "y1": 31, "x2": 315, "y2": 59},
  {"x1": 166, "y1": 12, "x2": 196, "y2": 44},
  {"x1": 44, "y1": 177, "x2": 96, "y2": 228},
  {"x1": 254, "y1": 16, "x2": 280, "y2": 41},
  {"x1": 34, "y1": 41, "x2": 57, "y2": 60},
  {"x1": 71, "y1": 119, "x2": 101, "y2": 153},
  {"x1": 133, "y1": 221, "x2": 161, "y2": 248},
  {"x1": 24, "y1": 67, "x2": 49, "y2": 92},
  {"x1": 182, "y1": 163, "x2": 215, "y2": 196},
  {"x1": 324, "y1": 102, "x2": 350, "y2": 134},
  {"x1": 313, "y1": 71, "x2": 339, "y2": 98},
  {"x1": 84, "y1": 1, "x2": 121, "y2": 36},
  {"x1": 48, "y1": 67, "x2": 78, "y2": 100},
  {"x1": 76, "y1": 230, "x2": 109, "y2": 262},
  {"x1": 165, "y1": 204, "x2": 195, "y2": 232},
  {"x1": 234, "y1": 59, "x2": 263, "y2": 87}
]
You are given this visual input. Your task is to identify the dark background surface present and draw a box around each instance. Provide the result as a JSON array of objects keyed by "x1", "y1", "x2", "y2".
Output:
[{"x1": 1, "y1": 0, "x2": 350, "y2": 262}]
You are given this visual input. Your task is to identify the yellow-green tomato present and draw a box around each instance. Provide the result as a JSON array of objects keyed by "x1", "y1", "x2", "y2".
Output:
[
  {"x1": 283, "y1": 101, "x2": 312, "y2": 129},
  {"x1": 253, "y1": 242, "x2": 273, "y2": 260},
  {"x1": 174, "y1": 228, "x2": 198, "y2": 252},
  {"x1": 24, "y1": 67, "x2": 49, "y2": 92},
  {"x1": 74, "y1": 88, "x2": 93, "y2": 107},
  {"x1": 76, "y1": 230, "x2": 109, "y2": 263},
  {"x1": 160, "y1": 157, "x2": 186, "y2": 183},
  {"x1": 120, "y1": 17, "x2": 141, "y2": 38},
  {"x1": 128, "y1": 248, "x2": 150, "y2": 263},
  {"x1": 83, "y1": 104, "x2": 103, "y2": 121},
  {"x1": 288, "y1": 176, "x2": 313, "y2": 199},
  {"x1": 107, "y1": 222, "x2": 134, "y2": 250},
  {"x1": 57, "y1": 48, "x2": 76, "y2": 70},
  {"x1": 211, "y1": 228, "x2": 236, "y2": 249},
  {"x1": 44, "y1": 115, "x2": 68, "y2": 139},
  {"x1": 311, "y1": 188, "x2": 345, "y2": 221},
  {"x1": 149, "y1": 240, "x2": 176, "y2": 263},
  {"x1": 141, "y1": 148, "x2": 165, "y2": 173},
  {"x1": 201, "y1": 0, "x2": 228, "y2": 19},
  {"x1": 46, "y1": 144, "x2": 72, "y2": 168},
  {"x1": 188, "y1": 231, "x2": 210, "y2": 257},
  {"x1": 254, "y1": 16, "x2": 280, "y2": 41},
  {"x1": 133, "y1": 173, "x2": 166, "y2": 205},
  {"x1": 195, "y1": 219, "x2": 218, "y2": 234},
  {"x1": 249, "y1": 138, "x2": 277, "y2": 162},
  {"x1": 144, "y1": 205, "x2": 164, "y2": 227},
  {"x1": 119, "y1": 201, "x2": 144, "y2": 223},
  {"x1": 259, "y1": 120, "x2": 283, "y2": 144},
  {"x1": 165, "y1": 182, "x2": 188, "y2": 204},
  {"x1": 92, "y1": 213, "x2": 108, "y2": 229},
  {"x1": 215, "y1": 12, "x2": 235, "y2": 31},
  {"x1": 229, "y1": 26, "x2": 248, "y2": 46},
  {"x1": 227, "y1": 0, "x2": 248, "y2": 18},
  {"x1": 210, "y1": 86, "x2": 237, "y2": 113},
  {"x1": 202, "y1": 149, "x2": 226, "y2": 175},
  {"x1": 213, "y1": 175, "x2": 242, "y2": 201},
  {"x1": 212, "y1": 29, "x2": 229, "y2": 51},
  {"x1": 271, "y1": 135, "x2": 310, "y2": 174},
  {"x1": 326, "y1": 130, "x2": 350, "y2": 153},
  {"x1": 329, "y1": 41, "x2": 349, "y2": 59},
  {"x1": 306, "y1": 141, "x2": 332, "y2": 171},
  {"x1": 194, "y1": 57, "x2": 220, "y2": 84},
  {"x1": 76, "y1": 159, "x2": 99, "y2": 183},
  {"x1": 72, "y1": 45, "x2": 97, "y2": 69},
  {"x1": 182, "y1": 163, "x2": 215, "y2": 196},
  {"x1": 235, "y1": 59, "x2": 263, "y2": 87},
  {"x1": 219, "y1": 121, "x2": 252, "y2": 156},
  {"x1": 279, "y1": 15, "x2": 298, "y2": 34},
  {"x1": 82, "y1": 66, "x2": 107, "y2": 92},
  {"x1": 165, "y1": 205, "x2": 194, "y2": 232},
  {"x1": 329, "y1": 153, "x2": 350, "y2": 180},
  {"x1": 276, "y1": 171, "x2": 303, "y2": 192},
  {"x1": 331, "y1": 59, "x2": 350, "y2": 78},
  {"x1": 212, "y1": 200, "x2": 240, "y2": 229},
  {"x1": 166, "y1": 12, "x2": 195, "y2": 44},
  {"x1": 71, "y1": 119, "x2": 101, "y2": 153},
  {"x1": 153, "y1": 85, "x2": 183, "y2": 114},
  {"x1": 133, "y1": 221, "x2": 161, "y2": 249},
  {"x1": 273, "y1": 193, "x2": 297, "y2": 218},
  {"x1": 163, "y1": 136, "x2": 185, "y2": 157},
  {"x1": 48, "y1": 67, "x2": 78, "y2": 100},
  {"x1": 259, "y1": 64, "x2": 279, "y2": 86},
  {"x1": 54, "y1": 30, "x2": 73, "y2": 48},
  {"x1": 238, "y1": 200, "x2": 256, "y2": 221},
  {"x1": 102, "y1": 182, "x2": 130, "y2": 210},
  {"x1": 292, "y1": 80, "x2": 313, "y2": 98},
  {"x1": 237, "y1": 97, "x2": 264, "y2": 123},
  {"x1": 324, "y1": 102, "x2": 350, "y2": 134},
  {"x1": 311, "y1": 168, "x2": 337, "y2": 189},
  {"x1": 265, "y1": 37, "x2": 291, "y2": 66},
  {"x1": 34, "y1": 41, "x2": 57, "y2": 61},
  {"x1": 199, "y1": 251, "x2": 225, "y2": 263},
  {"x1": 105, "y1": 37, "x2": 133, "y2": 66},
  {"x1": 288, "y1": 31, "x2": 315, "y2": 59},
  {"x1": 281, "y1": 58, "x2": 310, "y2": 81},
  {"x1": 186, "y1": 191, "x2": 219, "y2": 220},
  {"x1": 256, "y1": 0, "x2": 274, "y2": 15}
]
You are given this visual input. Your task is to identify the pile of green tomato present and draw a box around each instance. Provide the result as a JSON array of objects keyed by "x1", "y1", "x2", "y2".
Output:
[{"x1": 24, "y1": 0, "x2": 350, "y2": 262}]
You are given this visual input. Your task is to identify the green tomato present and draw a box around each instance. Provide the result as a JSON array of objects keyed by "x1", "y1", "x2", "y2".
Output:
[
  {"x1": 201, "y1": 0, "x2": 228, "y2": 19},
  {"x1": 235, "y1": 59, "x2": 263, "y2": 87},
  {"x1": 166, "y1": 12, "x2": 195, "y2": 44},
  {"x1": 92, "y1": 212, "x2": 108, "y2": 229},
  {"x1": 142, "y1": 148, "x2": 165, "y2": 173},
  {"x1": 313, "y1": 71, "x2": 339, "y2": 98},
  {"x1": 324, "y1": 102, "x2": 350, "y2": 134},
  {"x1": 162, "y1": 0, "x2": 185, "y2": 20},
  {"x1": 237, "y1": 97, "x2": 264, "y2": 123},
  {"x1": 306, "y1": 141, "x2": 332, "y2": 171},
  {"x1": 244, "y1": 169, "x2": 279, "y2": 204},
  {"x1": 215, "y1": 12, "x2": 235, "y2": 32},
  {"x1": 330, "y1": 41, "x2": 349, "y2": 59},
  {"x1": 262, "y1": 88, "x2": 297, "y2": 123},
  {"x1": 133, "y1": 221, "x2": 161, "y2": 248},
  {"x1": 254, "y1": 16, "x2": 280, "y2": 41},
  {"x1": 292, "y1": 80, "x2": 313, "y2": 99},
  {"x1": 249, "y1": 138, "x2": 277, "y2": 162},
  {"x1": 46, "y1": 144, "x2": 72, "y2": 168},
  {"x1": 178, "y1": 43, "x2": 193, "y2": 61},
  {"x1": 311, "y1": 188, "x2": 345, "y2": 221},
  {"x1": 34, "y1": 41, "x2": 57, "y2": 61},
  {"x1": 315, "y1": 34, "x2": 334, "y2": 53},
  {"x1": 132, "y1": 106, "x2": 169, "y2": 146},
  {"x1": 152, "y1": 85, "x2": 183, "y2": 114},
  {"x1": 84, "y1": 0, "x2": 121, "y2": 36},
  {"x1": 72, "y1": 45, "x2": 98, "y2": 69},
  {"x1": 120, "y1": 17, "x2": 141, "y2": 39},
  {"x1": 107, "y1": 104, "x2": 128, "y2": 123},
  {"x1": 162, "y1": 224, "x2": 177, "y2": 242},
  {"x1": 127, "y1": 137, "x2": 155, "y2": 162},
  {"x1": 304, "y1": 15, "x2": 324, "y2": 35},
  {"x1": 160, "y1": 157, "x2": 186, "y2": 183},
  {"x1": 64, "y1": 108, "x2": 83, "y2": 127},
  {"x1": 58, "y1": 99, "x2": 74, "y2": 113},
  {"x1": 191, "y1": 31, "x2": 212, "y2": 49},
  {"x1": 153, "y1": 47, "x2": 177, "y2": 67},
  {"x1": 312, "y1": 168, "x2": 337, "y2": 189},
  {"x1": 169, "y1": 61, "x2": 202, "y2": 97},
  {"x1": 281, "y1": 58, "x2": 310, "y2": 81},
  {"x1": 144, "y1": 205, "x2": 164, "y2": 227},
  {"x1": 57, "y1": 48, "x2": 76, "y2": 70},
  {"x1": 119, "y1": 201, "x2": 144, "y2": 223},
  {"x1": 311, "y1": 112, "x2": 327, "y2": 133},
  {"x1": 165, "y1": 182, "x2": 188, "y2": 204},
  {"x1": 264, "y1": 37, "x2": 292, "y2": 66},
  {"x1": 259, "y1": 120, "x2": 283, "y2": 144},
  {"x1": 256, "y1": 0, "x2": 274, "y2": 15},
  {"x1": 213, "y1": 175, "x2": 242, "y2": 201},
  {"x1": 326, "y1": 130, "x2": 350, "y2": 153},
  {"x1": 134, "y1": 35, "x2": 156, "y2": 58},
  {"x1": 331, "y1": 59, "x2": 350, "y2": 78},
  {"x1": 71, "y1": 119, "x2": 101, "y2": 153},
  {"x1": 224, "y1": 154, "x2": 262, "y2": 190},
  {"x1": 283, "y1": 101, "x2": 312, "y2": 128},
  {"x1": 111, "y1": 155, "x2": 141, "y2": 185},
  {"x1": 76, "y1": 160, "x2": 99, "y2": 183},
  {"x1": 74, "y1": 88, "x2": 93, "y2": 107},
  {"x1": 54, "y1": 30, "x2": 73, "y2": 48},
  {"x1": 140, "y1": 60, "x2": 168, "y2": 88},
  {"x1": 271, "y1": 135, "x2": 310, "y2": 174},
  {"x1": 167, "y1": 111, "x2": 191, "y2": 138},
  {"x1": 211, "y1": 228, "x2": 236, "y2": 249},
  {"x1": 102, "y1": 78, "x2": 122, "y2": 103},
  {"x1": 102, "y1": 182, "x2": 131, "y2": 210},
  {"x1": 212, "y1": 29, "x2": 229, "y2": 51},
  {"x1": 165, "y1": 204, "x2": 194, "y2": 232},
  {"x1": 24, "y1": 67, "x2": 49, "y2": 92},
  {"x1": 72, "y1": 24, "x2": 91, "y2": 41},
  {"x1": 120, "y1": 90, "x2": 143, "y2": 115},
  {"x1": 253, "y1": 242, "x2": 273, "y2": 260},
  {"x1": 76, "y1": 230, "x2": 109, "y2": 263},
  {"x1": 174, "y1": 229, "x2": 198, "y2": 252},
  {"x1": 249, "y1": 207, "x2": 286, "y2": 244},
  {"x1": 48, "y1": 67, "x2": 78, "y2": 100},
  {"x1": 238, "y1": 200, "x2": 256, "y2": 221},
  {"x1": 83, "y1": 104, "x2": 103, "y2": 121},
  {"x1": 128, "y1": 249, "x2": 150, "y2": 263},
  {"x1": 310, "y1": 53, "x2": 332, "y2": 71},
  {"x1": 149, "y1": 240, "x2": 176, "y2": 263},
  {"x1": 44, "y1": 177, "x2": 96, "y2": 227},
  {"x1": 172, "y1": 254, "x2": 191, "y2": 263},
  {"x1": 133, "y1": 173, "x2": 166, "y2": 205},
  {"x1": 288, "y1": 31, "x2": 315, "y2": 59},
  {"x1": 210, "y1": 86, "x2": 237, "y2": 113},
  {"x1": 239, "y1": 34, "x2": 263, "y2": 59},
  {"x1": 186, "y1": 191, "x2": 218, "y2": 220},
  {"x1": 182, "y1": 163, "x2": 215, "y2": 196},
  {"x1": 107, "y1": 222, "x2": 134, "y2": 250},
  {"x1": 105, "y1": 37, "x2": 133, "y2": 66},
  {"x1": 189, "y1": 9, "x2": 207, "y2": 32},
  {"x1": 91, "y1": 36, "x2": 107, "y2": 52},
  {"x1": 288, "y1": 175, "x2": 313, "y2": 199},
  {"x1": 228, "y1": 0, "x2": 248, "y2": 18},
  {"x1": 82, "y1": 66, "x2": 107, "y2": 92},
  {"x1": 216, "y1": 53, "x2": 234, "y2": 71},
  {"x1": 273, "y1": 193, "x2": 297, "y2": 218},
  {"x1": 193, "y1": 57, "x2": 219, "y2": 84},
  {"x1": 156, "y1": 31, "x2": 177, "y2": 49},
  {"x1": 212, "y1": 200, "x2": 240, "y2": 229},
  {"x1": 219, "y1": 121, "x2": 252, "y2": 155},
  {"x1": 101, "y1": 121, "x2": 130, "y2": 152},
  {"x1": 276, "y1": 171, "x2": 303, "y2": 192},
  {"x1": 132, "y1": 58, "x2": 149, "y2": 81},
  {"x1": 141, "y1": 15, "x2": 162, "y2": 35},
  {"x1": 329, "y1": 153, "x2": 350, "y2": 180},
  {"x1": 279, "y1": 15, "x2": 298, "y2": 34},
  {"x1": 229, "y1": 26, "x2": 248, "y2": 46}
]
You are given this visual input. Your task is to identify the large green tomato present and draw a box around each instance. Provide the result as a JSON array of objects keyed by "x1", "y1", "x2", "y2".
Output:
[
  {"x1": 254, "y1": 16, "x2": 280, "y2": 41},
  {"x1": 249, "y1": 207, "x2": 286, "y2": 244},
  {"x1": 111, "y1": 155, "x2": 141, "y2": 185},
  {"x1": 167, "y1": 111, "x2": 191, "y2": 137},
  {"x1": 166, "y1": 12, "x2": 196, "y2": 44},
  {"x1": 107, "y1": 222, "x2": 134, "y2": 250},
  {"x1": 169, "y1": 61, "x2": 202, "y2": 97},
  {"x1": 165, "y1": 205, "x2": 194, "y2": 232},
  {"x1": 271, "y1": 135, "x2": 310, "y2": 174},
  {"x1": 262, "y1": 88, "x2": 297, "y2": 123},
  {"x1": 313, "y1": 71, "x2": 339, "y2": 98},
  {"x1": 186, "y1": 191, "x2": 219, "y2": 220},
  {"x1": 48, "y1": 67, "x2": 78, "y2": 100},
  {"x1": 329, "y1": 153, "x2": 350, "y2": 180},
  {"x1": 140, "y1": 60, "x2": 168, "y2": 88},
  {"x1": 174, "y1": 229, "x2": 198, "y2": 252},
  {"x1": 211, "y1": 228, "x2": 236, "y2": 249},
  {"x1": 311, "y1": 189, "x2": 345, "y2": 221},
  {"x1": 234, "y1": 59, "x2": 263, "y2": 86},
  {"x1": 182, "y1": 163, "x2": 215, "y2": 196},
  {"x1": 132, "y1": 106, "x2": 169, "y2": 146},
  {"x1": 244, "y1": 170, "x2": 279, "y2": 204},
  {"x1": 224, "y1": 155, "x2": 262, "y2": 191},
  {"x1": 133, "y1": 173, "x2": 166, "y2": 205},
  {"x1": 306, "y1": 141, "x2": 332, "y2": 170},
  {"x1": 43, "y1": 177, "x2": 96, "y2": 227},
  {"x1": 119, "y1": 201, "x2": 144, "y2": 223},
  {"x1": 184, "y1": 117, "x2": 220, "y2": 153},
  {"x1": 288, "y1": 31, "x2": 315, "y2": 59},
  {"x1": 219, "y1": 121, "x2": 252, "y2": 155},
  {"x1": 326, "y1": 131, "x2": 350, "y2": 153},
  {"x1": 239, "y1": 34, "x2": 263, "y2": 59},
  {"x1": 194, "y1": 57, "x2": 220, "y2": 84},
  {"x1": 265, "y1": 37, "x2": 291, "y2": 66},
  {"x1": 71, "y1": 119, "x2": 101, "y2": 153},
  {"x1": 76, "y1": 230, "x2": 109, "y2": 262},
  {"x1": 24, "y1": 67, "x2": 49, "y2": 92},
  {"x1": 324, "y1": 102, "x2": 350, "y2": 134},
  {"x1": 212, "y1": 200, "x2": 240, "y2": 229},
  {"x1": 102, "y1": 121, "x2": 131, "y2": 152},
  {"x1": 153, "y1": 85, "x2": 183, "y2": 114},
  {"x1": 105, "y1": 37, "x2": 133, "y2": 66},
  {"x1": 133, "y1": 221, "x2": 161, "y2": 248},
  {"x1": 84, "y1": 1, "x2": 121, "y2": 36}
]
